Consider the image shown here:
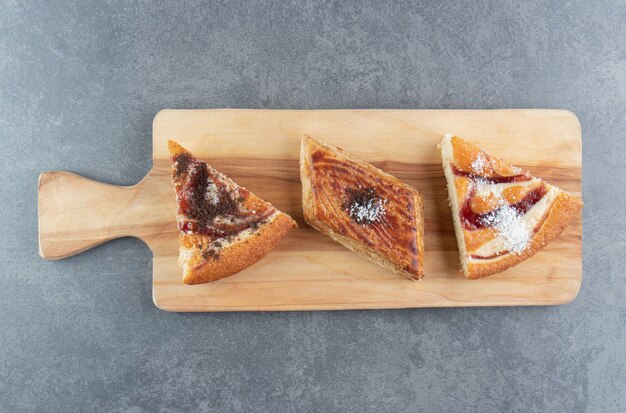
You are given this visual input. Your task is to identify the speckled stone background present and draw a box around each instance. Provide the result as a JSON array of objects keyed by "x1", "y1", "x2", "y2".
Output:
[{"x1": 1, "y1": 1, "x2": 624, "y2": 411}]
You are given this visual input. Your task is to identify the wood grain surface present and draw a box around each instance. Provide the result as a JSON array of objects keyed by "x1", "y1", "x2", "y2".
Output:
[{"x1": 38, "y1": 109, "x2": 583, "y2": 311}]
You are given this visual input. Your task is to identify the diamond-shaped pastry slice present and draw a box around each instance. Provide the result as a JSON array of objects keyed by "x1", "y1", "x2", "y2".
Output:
[{"x1": 300, "y1": 135, "x2": 424, "y2": 280}]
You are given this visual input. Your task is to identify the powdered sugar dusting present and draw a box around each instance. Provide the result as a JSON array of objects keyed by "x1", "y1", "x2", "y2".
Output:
[
  {"x1": 349, "y1": 197, "x2": 387, "y2": 224},
  {"x1": 473, "y1": 177, "x2": 492, "y2": 197},
  {"x1": 469, "y1": 152, "x2": 532, "y2": 254},
  {"x1": 345, "y1": 187, "x2": 387, "y2": 225},
  {"x1": 204, "y1": 180, "x2": 219, "y2": 205},
  {"x1": 471, "y1": 152, "x2": 488, "y2": 174},
  {"x1": 479, "y1": 203, "x2": 531, "y2": 254}
]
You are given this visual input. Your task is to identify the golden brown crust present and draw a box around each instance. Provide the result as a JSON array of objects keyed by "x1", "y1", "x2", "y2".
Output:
[
  {"x1": 168, "y1": 140, "x2": 297, "y2": 285},
  {"x1": 466, "y1": 191, "x2": 582, "y2": 279},
  {"x1": 168, "y1": 140, "x2": 187, "y2": 158},
  {"x1": 301, "y1": 135, "x2": 424, "y2": 280},
  {"x1": 181, "y1": 212, "x2": 296, "y2": 285}
]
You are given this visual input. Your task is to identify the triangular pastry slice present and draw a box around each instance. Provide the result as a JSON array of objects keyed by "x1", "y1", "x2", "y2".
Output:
[
  {"x1": 300, "y1": 135, "x2": 424, "y2": 280},
  {"x1": 440, "y1": 134, "x2": 583, "y2": 279},
  {"x1": 169, "y1": 141, "x2": 296, "y2": 285}
]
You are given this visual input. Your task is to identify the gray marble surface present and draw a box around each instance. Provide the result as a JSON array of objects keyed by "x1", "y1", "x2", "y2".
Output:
[{"x1": 1, "y1": 1, "x2": 624, "y2": 411}]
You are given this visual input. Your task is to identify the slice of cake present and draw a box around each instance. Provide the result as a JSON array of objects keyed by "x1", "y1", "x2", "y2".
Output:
[
  {"x1": 440, "y1": 134, "x2": 583, "y2": 279},
  {"x1": 300, "y1": 135, "x2": 425, "y2": 280},
  {"x1": 169, "y1": 141, "x2": 296, "y2": 284}
]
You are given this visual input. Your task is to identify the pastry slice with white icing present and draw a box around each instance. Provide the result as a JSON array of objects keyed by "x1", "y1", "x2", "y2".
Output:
[{"x1": 439, "y1": 134, "x2": 583, "y2": 279}]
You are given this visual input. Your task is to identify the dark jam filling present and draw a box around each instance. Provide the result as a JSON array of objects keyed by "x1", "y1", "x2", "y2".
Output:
[
  {"x1": 174, "y1": 153, "x2": 192, "y2": 177},
  {"x1": 189, "y1": 161, "x2": 238, "y2": 222},
  {"x1": 178, "y1": 215, "x2": 272, "y2": 238},
  {"x1": 460, "y1": 184, "x2": 548, "y2": 230},
  {"x1": 176, "y1": 156, "x2": 273, "y2": 237},
  {"x1": 343, "y1": 187, "x2": 384, "y2": 225},
  {"x1": 452, "y1": 165, "x2": 531, "y2": 184}
]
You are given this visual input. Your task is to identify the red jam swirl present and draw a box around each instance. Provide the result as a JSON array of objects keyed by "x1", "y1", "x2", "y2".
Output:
[
  {"x1": 460, "y1": 185, "x2": 547, "y2": 231},
  {"x1": 453, "y1": 165, "x2": 547, "y2": 231},
  {"x1": 452, "y1": 165, "x2": 531, "y2": 184}
]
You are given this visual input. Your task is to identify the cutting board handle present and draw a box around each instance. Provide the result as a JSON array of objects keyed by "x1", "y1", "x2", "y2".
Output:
[{"x1": 38, "y1": 170, "x2": 174, "y2": 259}]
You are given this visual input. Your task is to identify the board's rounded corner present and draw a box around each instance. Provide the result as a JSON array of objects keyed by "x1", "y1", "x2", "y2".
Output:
[
  {"x1": 558, "y1": 108, "x2": 580, "y2": 121},
  {"x1": 569, "y1": 274, "x2": 583, "y2": 303},
  {"x1": 38, "y1": 171, "x2": 51, "y2": 189},
  {"x1": 152, "y1": 289, "x2": 177, "y2": 312},
  {"x1": 559, "y1": 109, "x2": 582, "y2": 138},
  {"x1": 152, "y1": 109, "x2": 174, "y2": 129},
  {"x1": 557, "y1": 274, "x2": 583, "y2": 306}
]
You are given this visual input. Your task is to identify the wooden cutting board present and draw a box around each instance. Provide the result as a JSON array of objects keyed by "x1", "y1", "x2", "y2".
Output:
[{"x1": 38, "y1": 109, "x2": 583, "y2": 311}]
